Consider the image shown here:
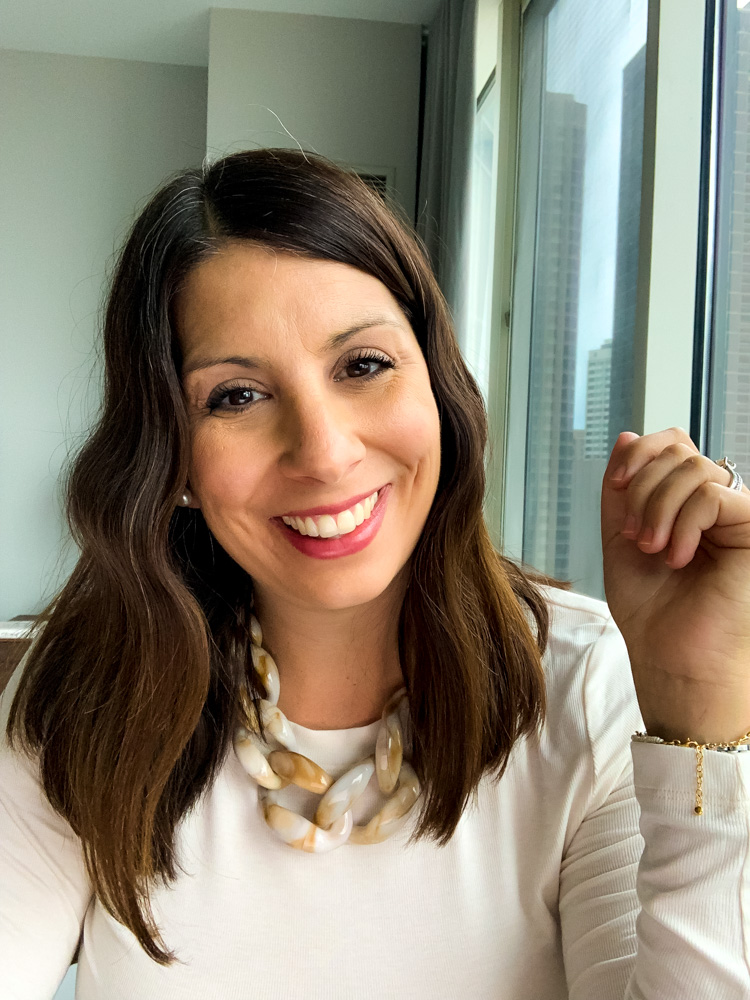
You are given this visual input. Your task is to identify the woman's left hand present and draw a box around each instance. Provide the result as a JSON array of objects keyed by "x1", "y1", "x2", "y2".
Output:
[{"x1": 601, "y1": 427, "x2": 750, "y2": 744}]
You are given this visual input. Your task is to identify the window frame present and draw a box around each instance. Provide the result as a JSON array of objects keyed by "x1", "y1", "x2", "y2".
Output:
[{"x1": 482, "y1": 0, "x2": 711, "y2": 560}]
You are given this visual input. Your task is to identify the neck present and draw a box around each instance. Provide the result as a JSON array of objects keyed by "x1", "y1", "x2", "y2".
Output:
[{"x1": 251, "y1": 584, "x2": 406, "y2": 730}]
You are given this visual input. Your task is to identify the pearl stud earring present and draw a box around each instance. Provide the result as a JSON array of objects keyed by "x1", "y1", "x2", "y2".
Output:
[{"x1": 179, "y1": 489, "x2": 193, "y2": 507}]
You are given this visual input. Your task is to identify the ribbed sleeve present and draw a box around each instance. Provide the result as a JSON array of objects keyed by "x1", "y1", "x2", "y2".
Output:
[
  {"x1": 626, "y1": 741, "x2": 750, "y2": 997},
  {"x1": 559, "y1": 611, "x2": 750, "y2": 999}
]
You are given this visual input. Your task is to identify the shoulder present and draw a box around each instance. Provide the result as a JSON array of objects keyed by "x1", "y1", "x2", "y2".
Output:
[
  {"x1": 535, "y1": 583, "x2": 614, "y2": 648},
  {"x1": 518, "y1": 582, "x2": 622, "y2": 683},
  {"x1": 533, "y1": 583, "x2": 626, "y2": 673},
  {"x1": 529, "y1": 584, "x2": 644, "y2": 767}
]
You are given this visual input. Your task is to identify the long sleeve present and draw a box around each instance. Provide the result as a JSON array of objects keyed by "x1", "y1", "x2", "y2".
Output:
[
  {"x1": 0, "y1": 655, "x2": 94, "y2": 1000},
  {"x1": 558, "y1": 612, "x2": 750, "y2": 999}
]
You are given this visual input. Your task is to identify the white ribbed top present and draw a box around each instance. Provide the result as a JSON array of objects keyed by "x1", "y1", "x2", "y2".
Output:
[{"x1": 2, "y1": 586, "x2": 749, "y2": 999}]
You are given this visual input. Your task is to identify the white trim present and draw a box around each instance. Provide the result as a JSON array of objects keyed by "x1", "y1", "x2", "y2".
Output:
[
  {"x1": 633, "y1": 0, "x2": 706, "y2": 435},
  {"x1": 484, "y1": 0, "x2": 523, "y2": 555},
  {"x1": 0, "y1": 621, "x2": 37, "y2": 640}
]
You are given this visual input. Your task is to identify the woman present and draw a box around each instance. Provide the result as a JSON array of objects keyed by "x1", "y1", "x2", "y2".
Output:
[{"x1": 2, "y1": 147, "x2": 749, "y2": 999}]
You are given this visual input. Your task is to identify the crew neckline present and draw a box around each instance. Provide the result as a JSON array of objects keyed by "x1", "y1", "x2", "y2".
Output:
[
  {"x1": 285, "y1": 716, "x2": 382, "y2": 765},
  {"x1": 287, "y1": 717, "x2": 382, "y2": 736},
  {"x1": 284, "y1": 701, "x2": 411, "y2": 771}
]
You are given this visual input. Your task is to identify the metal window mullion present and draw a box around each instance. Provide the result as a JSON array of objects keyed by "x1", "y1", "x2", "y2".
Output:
[{"x1": 690, "y1": 0, "x2": 719, "y2": 453}]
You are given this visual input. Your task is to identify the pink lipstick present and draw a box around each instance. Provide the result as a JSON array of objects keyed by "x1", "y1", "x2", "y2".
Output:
[{"x1": 271, "y1": 484, "x2": 391, "y2": 560}]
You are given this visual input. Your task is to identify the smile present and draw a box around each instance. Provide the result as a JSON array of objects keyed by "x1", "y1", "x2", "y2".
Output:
[
  {"x1": 281, "y1": 489, "x2": 380, "y2": 538},
  {"x1": 272, "y1": 484, "x2": 392, "y2": 560}
]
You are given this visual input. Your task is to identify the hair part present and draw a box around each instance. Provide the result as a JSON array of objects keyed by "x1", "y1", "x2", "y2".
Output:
[{"x1": 6, "y1": 148, "x2": 569, "y2": 966}]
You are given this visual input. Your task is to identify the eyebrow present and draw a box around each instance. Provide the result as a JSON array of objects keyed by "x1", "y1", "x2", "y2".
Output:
[{"x1": 181, "y1": 315, "x2": 406, "y2": 378}]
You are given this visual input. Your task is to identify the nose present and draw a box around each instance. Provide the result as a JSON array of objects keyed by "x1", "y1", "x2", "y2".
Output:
[{"x1": 277, "y1": 385, "x2": 367, "y2": 484}]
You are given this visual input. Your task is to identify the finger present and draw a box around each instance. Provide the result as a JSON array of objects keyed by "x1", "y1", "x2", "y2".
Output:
[
  {"x1": 604, "y1": 430, "x2": 640, "y2": 484},
  {"x1": 621, "y1": 445, "x2": 710, "y2": 547},
  {"x1": 606, "y1": 426, "x2": 698, "y2": 489},
  {"x1": 666, "y1": 480, "x2": 750, "y2": 568},
  {"x1": 602, "y1": 432, "x2": 643, "y2": 545}
]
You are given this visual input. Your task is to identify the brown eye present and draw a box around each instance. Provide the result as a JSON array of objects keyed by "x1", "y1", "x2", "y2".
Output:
[
  {"x1": 206, "y1": 383, "x2": 263, "y2": 413},
  {"x1": 226, "y1": 388, "x2": 255, "y2": 406},
  {"x1": 346, "y1": 360, "x2": 379, "y2": 377},
  {"x1": 340, "y1": 351, "x2": 395, "y2": 381}
]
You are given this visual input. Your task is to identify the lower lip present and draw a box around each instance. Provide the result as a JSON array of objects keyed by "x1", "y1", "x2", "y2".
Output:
[{"x1": 272, "y1": 484, "x2": 392, "y2": 560}]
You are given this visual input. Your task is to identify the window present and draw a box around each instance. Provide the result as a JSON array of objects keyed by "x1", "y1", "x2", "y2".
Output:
[{"x1": 511, "y1": 0, "x2": 648, "y2": 597}]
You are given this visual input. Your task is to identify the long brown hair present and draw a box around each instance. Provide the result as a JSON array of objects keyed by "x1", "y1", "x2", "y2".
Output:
[{"x1": 6, "y1": 148, "x2": 569, "y2": 966}]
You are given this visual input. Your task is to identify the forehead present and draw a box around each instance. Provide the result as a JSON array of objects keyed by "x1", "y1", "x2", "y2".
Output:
[{"x1": 174, "y1": 242, "x2": 402, "y2": 343}]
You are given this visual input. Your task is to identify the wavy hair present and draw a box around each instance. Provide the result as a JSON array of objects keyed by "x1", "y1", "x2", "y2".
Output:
[{"x1": 7, "y1": 148, "x2": 569, "y2": 965}]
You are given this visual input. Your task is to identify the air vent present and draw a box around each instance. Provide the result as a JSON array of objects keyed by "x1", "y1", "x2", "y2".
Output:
[
  {"x1": 356, "y1": 172, "x2": 389, "y2": 200},
  {"x1": 343, "y1": 163, "x2": 397, "y2": 203}
]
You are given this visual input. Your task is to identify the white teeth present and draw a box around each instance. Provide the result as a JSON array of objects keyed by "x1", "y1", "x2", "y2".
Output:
[
  {"x1": 317, "y1": 514, "x2": 342, "y2": 538},
  {"x1": 335, "y1": 508, "x2": 357, "y2": 533},
  {"x1": 282, "y1": 491, "x2": 379, "y2": 538}
]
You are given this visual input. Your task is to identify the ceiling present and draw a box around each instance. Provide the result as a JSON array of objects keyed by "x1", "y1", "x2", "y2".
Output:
[{"x1": 0, "y1": 0, "x2": 440, "y2": 68}]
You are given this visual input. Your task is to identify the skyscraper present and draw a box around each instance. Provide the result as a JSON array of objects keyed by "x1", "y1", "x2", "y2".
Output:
[
  {"x1": 569, "y1": 338, "x2": 612, "y2": 599},
  {"x1": 608, "y1": 45, "x2": 646, "y2": 452},
  {"x1": 585, "y1": 338, "x2": 613, "y2": 459},
  {"x1": 523, "y1": 90, "x2": 586, "y2": 579},
  {"x1": 568, "y1": 47, "x2": 645, "y2": 600}
]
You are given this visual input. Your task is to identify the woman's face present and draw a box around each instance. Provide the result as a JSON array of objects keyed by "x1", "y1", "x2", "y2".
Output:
[{"x1": 175, "y1": 241, "x2": 442, "y2": 612}]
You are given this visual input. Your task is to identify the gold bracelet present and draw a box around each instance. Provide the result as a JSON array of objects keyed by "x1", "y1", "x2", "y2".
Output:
[{"x1": 631, "y1": 729, "x2": 750, "y2": 815}]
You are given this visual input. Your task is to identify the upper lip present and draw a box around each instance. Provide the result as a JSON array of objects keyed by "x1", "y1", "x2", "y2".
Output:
[{"x1": 276, "y1": 484, "x2": 388, "y2": 520}]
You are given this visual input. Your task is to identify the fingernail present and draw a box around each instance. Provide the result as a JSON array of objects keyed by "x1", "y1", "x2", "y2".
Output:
[
  {"x1": 639, "y1": 526, "x2": 654, "y2": 545},
  {"x1": 610, "y1": 465, "x2": 627, "y2": 481},
  {"x1": 622, "y1": 514, "x2": 638, "y2": 534}
]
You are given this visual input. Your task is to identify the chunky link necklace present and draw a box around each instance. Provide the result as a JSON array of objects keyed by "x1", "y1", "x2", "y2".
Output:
[{"x1": 233, "y1": 613, "x2": 422, "y2": 852}]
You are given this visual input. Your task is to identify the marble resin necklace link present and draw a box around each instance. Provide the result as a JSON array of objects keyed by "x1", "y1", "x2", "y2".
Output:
[{"x1": 233, "y1": 613, "x2": 422, "y2": 852}]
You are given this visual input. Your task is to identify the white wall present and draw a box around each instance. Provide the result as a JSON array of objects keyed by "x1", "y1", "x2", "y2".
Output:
[
  {"x1": 0, "y1": 49, "x2": 207, "y2": 620},
  {"x1": 1, "y1": 22, "x2": 421, "y2": 997},
  {"x1": 207, "y1": 8, "x2": 422, "y2": 221},
  {"x1": 1, "y1": 17, "x2": 422, "y2": 623}
]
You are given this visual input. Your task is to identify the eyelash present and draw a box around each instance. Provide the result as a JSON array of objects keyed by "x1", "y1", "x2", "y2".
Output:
[{"x1": 205, "y1": 350, "x2": 396, "y2": 414}]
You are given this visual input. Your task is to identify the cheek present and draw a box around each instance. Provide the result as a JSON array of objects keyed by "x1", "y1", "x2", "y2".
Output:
[
  {"x1": 385, "y1": 386, "x2": 441, "y2": 463},
  {"x1": 188, "y1": 428, "x2": 263, "y2": 508}
]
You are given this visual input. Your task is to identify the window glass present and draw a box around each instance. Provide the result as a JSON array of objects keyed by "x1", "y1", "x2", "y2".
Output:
[{"x1": 515, "y1": 0, "x2": 648, "y2": 597}]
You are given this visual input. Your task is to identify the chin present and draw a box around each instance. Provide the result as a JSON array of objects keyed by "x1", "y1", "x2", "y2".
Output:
[{"x1": 292, "y1": 574, "x2": 400, "y2": 612}]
